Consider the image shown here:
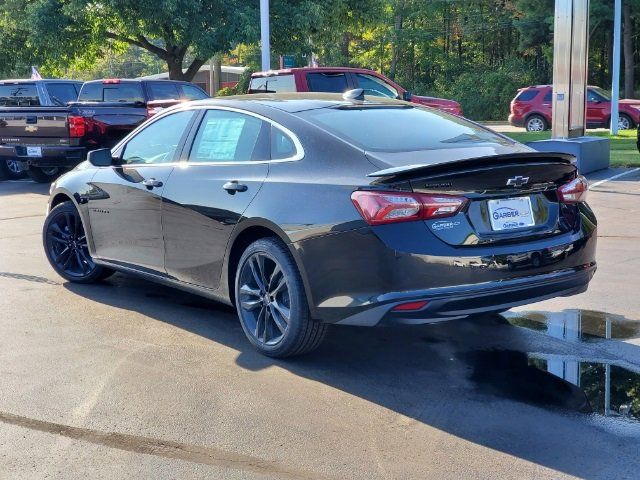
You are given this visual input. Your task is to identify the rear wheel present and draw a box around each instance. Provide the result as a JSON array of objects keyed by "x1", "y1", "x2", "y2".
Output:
[
  {"x1": 43, "y1": 201, "x2": 114, "y2": 283},
  {"x1": 525, "y1": 114, "x2": 547, "y2": 132},
  {"x1": 0, "y1": 159, "x2": 26, "y2": 180},
  {"x1": 27, "y1": 166, "x2": 63, "y2": 183},
  {"x1": 235, "y1": 238, "x2": 327, "y2": 358}
]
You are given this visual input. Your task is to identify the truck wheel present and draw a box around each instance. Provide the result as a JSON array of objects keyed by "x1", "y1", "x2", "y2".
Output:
[
  {"x1": 27, "y1": 167, "x2": 63, "y2": 183},
  {"x1": 0, "y1": 159, "x2": 26, "y2": 180}
]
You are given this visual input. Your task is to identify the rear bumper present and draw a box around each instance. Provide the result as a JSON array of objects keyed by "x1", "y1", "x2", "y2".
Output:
[
  {"x1": 508, "y1": 114, "x2": 525, "y2": 127},
  {"x1": 0, "y1": 145, "x2": 86, "y2": 168},
  {"x1": 337, "y1": 263, "x2": 595, "y2": 326}
]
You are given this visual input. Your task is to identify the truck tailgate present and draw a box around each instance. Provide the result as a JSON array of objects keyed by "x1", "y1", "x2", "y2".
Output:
[{"x1": 0, "y1": 107, "x2": 70, "y2": 145}]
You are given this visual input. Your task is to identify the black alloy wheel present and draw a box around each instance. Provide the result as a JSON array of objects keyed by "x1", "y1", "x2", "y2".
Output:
[
  {"x1": 235, "y1": 238, "x2": 327, "y2": 357},
  {"x1": 43, "y1": 202, "x2": 113, "y2": 283},
  {"x1": 0, "y1": 159, "x2": 26, "y2": 180}
]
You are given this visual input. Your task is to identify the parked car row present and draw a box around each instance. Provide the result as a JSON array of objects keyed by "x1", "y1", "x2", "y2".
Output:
[
  {"x1": 508, "y1": 84, "x2": 640, "y2": 132},
  {"x1": 0, "y1": 78, "x2": 208, "y2": 182}
]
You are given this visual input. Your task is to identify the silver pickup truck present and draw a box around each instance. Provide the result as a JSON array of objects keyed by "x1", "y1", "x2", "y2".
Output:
[{"x1": 0, "y1": 79, "x2": 82, "y2": 181}]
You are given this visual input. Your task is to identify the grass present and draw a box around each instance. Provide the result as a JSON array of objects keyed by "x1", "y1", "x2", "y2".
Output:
[{"x1": 503, "y1": 129, "x2": 640, "y2": 167}]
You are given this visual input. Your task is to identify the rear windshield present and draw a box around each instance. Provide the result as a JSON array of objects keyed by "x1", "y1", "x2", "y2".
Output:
[
  {"x1": 300, "y1": 105, "x2": 512, "y2": 152},
  {"x1": 78, "y1": 82, "x2": 145, "y2": 103},
  {"x1": 249, "y1": 75, "x2": 295, "y2": 93},
  {"x1": 46, "y1": 83, "x2": 79, "y2": 105},
  {"x1": 0, "y1": 83, "x2": 40, "y2": 106}
]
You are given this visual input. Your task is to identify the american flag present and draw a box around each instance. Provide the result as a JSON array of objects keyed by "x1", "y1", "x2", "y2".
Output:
[{"x1": 31, "y1": 66, "x2": 42, "y2": 80}]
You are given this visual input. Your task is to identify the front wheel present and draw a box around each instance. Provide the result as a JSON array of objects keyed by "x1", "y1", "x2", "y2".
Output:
[
  {"x1": 235, "y1": 238, "x2": 327, "y2": 358},
  {"x1": 27, "y1": 166, "x2": 63, "y2": 183},
  {"x1": 43, "y1": 201, "x2": 114, "y2": 283},
  {"x1": 615, "y1": 114, "x2": 633, "y2": 131}
]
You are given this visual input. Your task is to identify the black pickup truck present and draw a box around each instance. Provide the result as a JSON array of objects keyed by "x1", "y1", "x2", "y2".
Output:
[
  {"x1": 0, "y1": 79, "x2": 82, "y2": 180},
  {"x1": 0, "y1": 79, "x2": 208, "y2": 182}
]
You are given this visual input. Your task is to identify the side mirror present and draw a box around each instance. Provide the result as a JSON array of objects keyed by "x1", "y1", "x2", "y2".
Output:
[
  {"x1": 87, "y1": 148, "x2": 113, "y2": 167},
  {"x1": 402, "y1": 91, "x2": 413, "y2": 102}
]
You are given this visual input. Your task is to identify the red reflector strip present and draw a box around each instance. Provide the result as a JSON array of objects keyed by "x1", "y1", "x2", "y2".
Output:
[
  {"x1": 392, "y1": 300, "x2": 429, "y2": 311},
  {"x1": 102, "y1": 78, "x2": 121, "y2": 84}
]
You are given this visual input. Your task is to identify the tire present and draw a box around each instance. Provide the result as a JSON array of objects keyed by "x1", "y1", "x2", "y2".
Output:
[
  {"x1": 43, "y1": 201, "x2": 114, "y2": 283},
  {"x1": 27, "y1": 166, "x2": 63, "y2": 183},
  {"x1": 615, "y1": 113, "x2": 633, "y2": 131},
  {"x1": 525, "y1": 114, "x2": 547, "y2": 132},
  {"x1": 0, "y1": 159, "x2": 26, "y2": 180},
  {"x1": 235, "y1": 237, "x2": 328, "y2": 358}
]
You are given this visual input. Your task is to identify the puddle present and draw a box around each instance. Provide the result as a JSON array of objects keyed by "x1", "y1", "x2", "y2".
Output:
[
  {"x1": 467, "y1": 349, "x2": 640, "y2": 422},
  {"x1": 503, "y1": 310, "x2": 640, "y2": 342}
]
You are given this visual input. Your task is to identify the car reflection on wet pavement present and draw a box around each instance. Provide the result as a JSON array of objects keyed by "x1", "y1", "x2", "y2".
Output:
[{"x1": 492, "y1": 310, "x2": 640, "y2": 422}]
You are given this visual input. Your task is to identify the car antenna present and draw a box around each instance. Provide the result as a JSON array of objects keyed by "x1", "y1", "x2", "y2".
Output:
[{"x1": 343, "y1": 88, "x2": 365, "y2": 102}]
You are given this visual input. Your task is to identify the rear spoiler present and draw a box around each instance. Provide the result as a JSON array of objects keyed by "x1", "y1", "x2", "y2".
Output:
[{"x1": 367, "y1": 152, "x2": 576, "y2": 178}]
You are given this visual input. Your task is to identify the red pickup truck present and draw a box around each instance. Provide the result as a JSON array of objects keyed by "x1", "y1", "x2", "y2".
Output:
[{"x1": 248, "y1": 67, "x2": 462, "y2": 116}]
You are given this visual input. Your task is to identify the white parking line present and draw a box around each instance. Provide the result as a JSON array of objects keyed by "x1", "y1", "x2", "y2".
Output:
[{"x1": 590, "y1": 168, "x2": 640, "y2": 189}]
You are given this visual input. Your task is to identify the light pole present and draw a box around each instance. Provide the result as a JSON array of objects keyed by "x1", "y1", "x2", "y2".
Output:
[
  {"x1": 611, "y1": 0, "x2": 622, "y2": 135},
  {"x1": 260, "y1": 0, "x2": 271, "y2": 71}
]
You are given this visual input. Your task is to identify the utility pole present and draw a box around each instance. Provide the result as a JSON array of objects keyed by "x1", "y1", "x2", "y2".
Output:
[
  {"x1": 260, "y1": 0, "x2": 271, "y2": 71},
  {"x1": 611, "y1": 0, "x2": 622, "y2": 135}
]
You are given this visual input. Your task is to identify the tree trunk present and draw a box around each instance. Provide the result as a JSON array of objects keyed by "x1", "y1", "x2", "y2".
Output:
[
  {"x1": 623, "y1": 2, "x2": 634, "y2": 98},
  {"x1": 389, "y1": 1, "x2": 405, "y2": 80},
  {"x1": 340, "y1": 32, "x2": 350, "y2": 65}
]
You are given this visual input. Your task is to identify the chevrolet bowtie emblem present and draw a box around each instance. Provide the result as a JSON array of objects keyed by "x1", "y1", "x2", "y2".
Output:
[
  {"x1": 506, "y1": 175, "x2": 530, "y2": 187},
  {"x1": 25, "y1": 125, "x2": 38, "y2": 133}
]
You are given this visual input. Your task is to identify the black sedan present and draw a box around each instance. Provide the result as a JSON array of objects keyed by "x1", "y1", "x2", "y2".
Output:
[{"x1": 43, "y1": 92, "x2": 597, "y2": 357}]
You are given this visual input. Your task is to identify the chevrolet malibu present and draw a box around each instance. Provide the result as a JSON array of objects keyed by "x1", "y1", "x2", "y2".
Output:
[{"x1": 43, "y1": 92, "x2": 597, "y2": 357}]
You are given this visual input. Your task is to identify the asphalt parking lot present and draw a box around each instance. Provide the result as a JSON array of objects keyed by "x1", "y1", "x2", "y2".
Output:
[{"x1": 1, "y1": 169, "x2": 639, "y2": 480}]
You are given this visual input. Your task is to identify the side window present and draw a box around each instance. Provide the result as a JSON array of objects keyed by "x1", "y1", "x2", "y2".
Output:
[
  {"x1": 515, "y1": 90, "x2": 539, "y2": 102},
  {"x1": 271, "y1": 127, "x2": 297, "y2": 160},
  {"x1": 149, "y1": 82, "x2": 180, "y2": 100},
  {"x1": 180, "y1": 84, "x2": 209, "y2": 100},
  {"x1": 249, "y1": 74, "x2": 296, "y2": 93},
  {"x1": 306, "y1": 73, "x2": 349, "y2": 93},
  {"x1": 189, "y1": 110, "x2": 268, "y2": 163},
  {"x1": 543, "y1": 91, "x2": 552, "y2": 102},
  {"x1": 587, "y1": 89, "x2": 601, "y2": 102},
  {"x1": 121, "y1": 110, "x2": 194, "y2": 165},
  {"x1": 354, "y1": 74, "x2": 398, "y2": 98}
]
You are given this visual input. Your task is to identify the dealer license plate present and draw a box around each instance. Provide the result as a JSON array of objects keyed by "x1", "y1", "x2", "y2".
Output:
[
  {"x1": 26, "y1": 146, "x2": 42, "y2": 157},
  {"x1": 488, "y1": 196, "x2": 535, "y2": 231}
]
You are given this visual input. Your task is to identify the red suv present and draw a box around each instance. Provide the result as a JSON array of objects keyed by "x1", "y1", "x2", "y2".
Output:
[
  {"x1": 509, "y1": 84, "x2": 640, "y2": 131},
  {"x1": 249, "y1": 67, "x2": 462, "y2": 115}
]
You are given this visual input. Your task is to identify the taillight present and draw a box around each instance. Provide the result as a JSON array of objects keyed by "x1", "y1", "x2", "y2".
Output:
[
  {"x1": 351, "y1": 190, "x2": 467, "y2": 226},
  {"x1": 102, "y1": 78, "x2": 121, "y2": 84},
  {"x1": 558, "y1": 175, "x2": 588, "y2": 203},
  {"x1": 147, "y1": 106, "x2": 163, "y2": 118},
  {"x1": 68, "y1": 115, "x2": 86, "y2": 138}
]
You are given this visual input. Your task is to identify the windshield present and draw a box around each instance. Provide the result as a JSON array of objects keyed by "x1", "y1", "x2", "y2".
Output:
[
  {"x1": 590, "y1": 87, "x2": 612, "y2": 101},
  {"x1": 299, "y1": 105, "x2": 513, "y2": 152}
]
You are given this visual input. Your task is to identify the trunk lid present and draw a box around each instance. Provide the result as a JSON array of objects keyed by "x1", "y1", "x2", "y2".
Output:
[{"x1": 366, "y1": 150, "x2": 578, "y2": 246}]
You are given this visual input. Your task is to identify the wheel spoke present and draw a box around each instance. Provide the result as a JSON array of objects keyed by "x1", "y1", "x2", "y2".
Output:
[
  {"x1": 239, "y1": 284, "x2": 262, "y2": 311},
  {"x1": 54, "y1": 246, "x2": 71, "y2": 264},
  {"x1": 270, "y1": 305, "x2": 288, "y2": 334},
  {"x1": 249, "y1": 256, "x2": 266, "y2": 291},
  {"x1": 62, "y1": 250, "x2": 74, "y2": 269},
  {"x1": 271, "y1": 300, "x2": 290, "y2": 325},
  {"x1": 79, "y1": 249, "x2": 94, "y2": 269},
  {"x1": 270, "y1": 275, "x2": 287, "y2": 296},
  {"x1": 262, "y1": 308, "x2": 270, "y2": 343},
  {"x1": 254, "y1": 306, "x2": 266, "y2": 339},
  {"x1": 74, "y1": 250, "x2": 86, "y2": 273},
  {"x1": 268, "y1": 264, "x2": 281, "y2": 291},
  {"x1": 50, "y1": 223, "x2": 68, "y2": 239},
  {"x1": 49, "y1": 235, "x2": 67, "y2": 246}
]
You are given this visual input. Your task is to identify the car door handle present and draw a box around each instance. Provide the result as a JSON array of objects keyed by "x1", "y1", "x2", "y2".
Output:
[
  {"x1": 142, "y1": 178, "x2": 163, "y2": 189},
  {"x1": 223, "y1": 181, "x2": 248, "y2": 194}
]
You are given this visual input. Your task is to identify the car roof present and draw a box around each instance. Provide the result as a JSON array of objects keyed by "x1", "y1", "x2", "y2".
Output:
[
  {"x1": 251, "y1": 67, "x2": 382, "y2": 77},
  {"x1": 185, "y1": 92, "x2": 410, "y2": 113},
  {"x1": 0, "y1": 79, "x2": 82, "y2": 84},
  {"x1": 83, "y1": 79, "x2": 191, "y2": 85}
]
